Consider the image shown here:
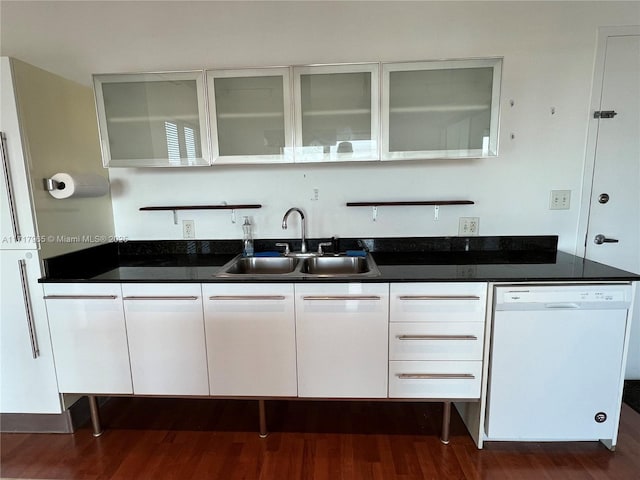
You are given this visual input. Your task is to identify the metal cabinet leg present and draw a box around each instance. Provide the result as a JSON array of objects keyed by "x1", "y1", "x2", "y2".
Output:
[
  {"x1": 88, "y1": 395, "x2": 104, "y2": 437},
  {"x1": 440, "y1": 401, "x2": 451, "y2": 445},
  {"x1": 258, "y1": 399, "x2": 268, "y2": 438}
]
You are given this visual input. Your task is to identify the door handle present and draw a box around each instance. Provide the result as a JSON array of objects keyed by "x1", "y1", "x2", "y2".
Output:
[
  {"x1": 1, "y1": 132, "x2": 21, "y2": 242},
  {"x1": 594, "y1": 234, "x2": 619, "y2": 245}
]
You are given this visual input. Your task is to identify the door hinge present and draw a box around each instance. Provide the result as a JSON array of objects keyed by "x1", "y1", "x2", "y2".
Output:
[{"x1": 594, "y1": 110, "x2": 618, "y2": 119}]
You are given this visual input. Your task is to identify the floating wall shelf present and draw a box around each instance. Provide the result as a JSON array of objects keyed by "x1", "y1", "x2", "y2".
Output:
[
  {"x1": 346, "y1": 200, "x2": 474, "y2": 221},
  {"x1": 140, "y1": 204, "x2": 262, "y2": 224}
]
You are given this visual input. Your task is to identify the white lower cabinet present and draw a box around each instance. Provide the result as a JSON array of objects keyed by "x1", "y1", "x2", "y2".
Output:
[
  {"x1": 203, "y1": 283, "x2": 297, "y2": 396},
  {"x1": 122, "y1": 284, "x2": 209, "y2": 396},
  {"x1": 1, "y1": 252, "x2": 61, "y2": 413},
  {"x1": 44, "y1": 283, "x2": 132, "y2": 394},
  {"x1": 388, "y1": 283, "x2": 487, "y2": 399},
  {"x1": 295, "y1": 283, "x2": 389, "y2": 398},
  {"x1": 42, "y1": 280, "x2": 489, "y2": 406}
]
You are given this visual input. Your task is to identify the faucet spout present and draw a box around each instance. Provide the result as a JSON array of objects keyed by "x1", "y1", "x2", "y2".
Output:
[{"x1": 282, "y1": 207, "x2": 307, "y2": 253}]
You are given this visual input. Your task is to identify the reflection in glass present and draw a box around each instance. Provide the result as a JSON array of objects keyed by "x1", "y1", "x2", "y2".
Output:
[
  {"x1": 388, "y1": 68, "x2": 493, "y2": 153},
  {"x1": 102, "y1": 80, "x2": 202, "y2": 164},
  {"x1": 214, "y1": 76, "x2": 285, "y2": 156}
]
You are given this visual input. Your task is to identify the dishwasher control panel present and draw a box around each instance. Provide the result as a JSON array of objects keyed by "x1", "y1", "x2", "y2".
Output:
[{"x1": 495, "y1": 284, "x2": 632, "y2": 310}]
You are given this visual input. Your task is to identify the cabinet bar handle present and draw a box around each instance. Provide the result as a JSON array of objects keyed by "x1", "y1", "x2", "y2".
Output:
[
  {"x1": 398, "y1": 295, "x2": 480, "y2": 301},
  {"x1": 1, "y1": 132, "x2": 21, "y2": 242},
  {"x1": 43, "y1": 295, "x2": 118, "y2": 300},
  {"x1": 396, "y1": 334, "x2": 478, "y2": 341},
  {"x1": 397, "y1": 373, "x2": 475, "y2": 380},
  {"x1": 209, "y1": 295, "x2": 286, "y2": 301},
  {"x1": 18, "y1": 260, "x2": 39, "y2": 359},
  {"x1": 123, "y1": 296, "x2": 198, "y2": 301},
  {"x1": 302, "y1": 295, "x2": 381, "y2": 301}
]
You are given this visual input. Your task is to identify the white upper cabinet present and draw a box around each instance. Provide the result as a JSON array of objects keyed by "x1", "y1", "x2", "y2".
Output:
[
  {"x1": 207, "y1": 68, "x2": 293, "y2": 164},
  {"x1": 381, "y1": 58, "x2": 502, "y2": 160},
  {"x1": 93, "y1": 71, "x2": 210, "y2": 167},
  {"x1": 93, "y1": 58, "x2": 502, "y2": 167},
  {"x1": 293, "y1": 63, "x2": 380, "y2": 162}
]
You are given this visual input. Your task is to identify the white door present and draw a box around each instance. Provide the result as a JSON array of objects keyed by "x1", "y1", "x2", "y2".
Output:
[
  {"x1": 203, "y1": 283, "x2": 297, "y2": 397},
  {"x1": 1, "y1": 57, "x2": 39, "y2": 249},
  {"x1": 122, "y1": 284, "x2": 209, "y2": 396},
  {"x1": 583, "y1": 31, "x2": 640, "y2": 378},
  {"x1": 295, "y1": 283, "x2": 389, "y2": 398},
  {"x1": 0, "y1": 251, "x2": 61, "y2": 413},
  {"x1": 44, "y1": 283, "x2": 133, "y2": 394}
]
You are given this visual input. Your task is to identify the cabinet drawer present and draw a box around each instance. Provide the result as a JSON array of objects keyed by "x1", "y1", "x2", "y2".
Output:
[
  {"x1": 389, "y1": 361, "x2": 482, "y2": 399},
  {"x1": 390, "y1": 322, "x2": 485, "y2": 361},
  {"x1": 390, "y1": 283, "x2": 487, "y2": 323}
]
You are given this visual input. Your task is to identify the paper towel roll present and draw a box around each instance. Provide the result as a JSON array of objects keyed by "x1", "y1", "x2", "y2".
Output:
[{"x1": 48, "y1": 173, "x2": 109, "y2": 199}]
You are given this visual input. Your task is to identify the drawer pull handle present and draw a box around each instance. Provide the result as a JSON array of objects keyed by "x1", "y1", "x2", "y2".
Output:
[
  {"x1": 398, "y1": 295, "x2": 481, "y2": 301},
  {"x1": 123, "y1": 296, "x2": 198, "y2": 301},
  {"x1": 209, "y1": 295, "x2": 286, "y2": 301},
  {"x1": 397, "y1": 373, "x2": 476, "y2": 380},
  {"x1": 302, "y1": 295, "x2": 381, "y2": 301},
  {"x1": 44, "y1": 295, "x2": 118, "y2": 300},
  {"x1": 397, "y1": 334, "x2": 478, "y2": 341}
]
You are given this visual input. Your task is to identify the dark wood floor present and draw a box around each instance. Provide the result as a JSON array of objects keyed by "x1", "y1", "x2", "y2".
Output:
[{"x1": 2, "y1": 398, "x2": 640, "y2": 479}]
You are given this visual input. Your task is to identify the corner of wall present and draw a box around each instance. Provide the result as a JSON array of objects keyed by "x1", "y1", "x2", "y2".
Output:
[{"x1": 10, "y1": 58, "x2": 115, "y2": 258}]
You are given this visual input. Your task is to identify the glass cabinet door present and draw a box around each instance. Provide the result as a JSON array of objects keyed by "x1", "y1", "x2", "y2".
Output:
[
  {"x1": 293, "y1": 63, "x2": 379, "y2": 162},
  {"x1": 207, "y1": 68, "x2": 293, "y2": 164},
  {"x1": 93, "y1": 71, "x2": 209, "y2": 167},
  {"x1": 381, "y1": 58, "x2": 502, "y2": 160}
]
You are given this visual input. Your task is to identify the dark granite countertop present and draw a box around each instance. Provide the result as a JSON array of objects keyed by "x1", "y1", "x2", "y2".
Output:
[{"x1": 39, "y1": 236, "x2": 639, "y2": 284}]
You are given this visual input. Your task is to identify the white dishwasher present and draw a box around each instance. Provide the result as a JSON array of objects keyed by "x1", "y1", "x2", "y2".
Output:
[{"x1": 485, "y1": 283, "x2": 633, "y2": 448}]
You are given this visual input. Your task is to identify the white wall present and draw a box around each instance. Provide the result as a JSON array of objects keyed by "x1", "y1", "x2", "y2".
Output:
[
  {"x1": 10, "y1": 58, "x2": 115, "y2": 258},
  {"x1": 2, "y1": 1, "x2": 639, "y2": 252}
]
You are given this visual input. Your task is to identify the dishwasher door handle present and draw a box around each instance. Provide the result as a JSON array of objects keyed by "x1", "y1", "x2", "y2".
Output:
[{"x1": 544, "y1": 303, "x2": 580, "y2": 309}]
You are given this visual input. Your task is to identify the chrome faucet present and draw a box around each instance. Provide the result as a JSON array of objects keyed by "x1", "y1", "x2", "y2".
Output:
[{"x1": 281, "y1": 207, "x2": 307, "y2": 253}]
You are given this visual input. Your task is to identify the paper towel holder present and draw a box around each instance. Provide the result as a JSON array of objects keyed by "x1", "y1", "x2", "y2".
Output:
[{"x1": 43, "y1": 178, "x2": 66, "y2": 191}]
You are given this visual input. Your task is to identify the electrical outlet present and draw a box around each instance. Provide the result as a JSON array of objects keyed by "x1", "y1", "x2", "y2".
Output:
[
  {"x1": 459, "y1": 217, "x2": 479, "y2": 236},
  {"x1": 182, "y1": 220, "x2": 195, "y2": 239},
  {"x1": 549, "y1": 190, "x2": 571, "y2": 210}
]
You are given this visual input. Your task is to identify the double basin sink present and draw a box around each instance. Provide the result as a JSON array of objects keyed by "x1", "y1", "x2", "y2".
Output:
[{"x1": 216, "y1": 254, "x2": 380, "y2": 278}]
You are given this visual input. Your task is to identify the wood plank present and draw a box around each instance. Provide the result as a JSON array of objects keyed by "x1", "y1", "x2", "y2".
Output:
[
  {"x1": 1, "y1": 400, "x2": 639, "y2": 479},
  {"x1": 140, "y1": 204, "x2": 262, "y2": 211},
  {"x1": 346, "y1": 201, "x2": 474, "y2": 207}
]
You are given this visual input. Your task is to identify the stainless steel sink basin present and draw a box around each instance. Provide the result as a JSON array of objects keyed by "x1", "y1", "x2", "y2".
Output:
[
  {"x1": 300, "y1": 256, "x2": 371, "y2": 275},
  {"x1": 216, "y1": 253, "x2": 380, "y2": 278},
  {"x1": 219, "y1": 257, "x2": 298, "y2": 275}
]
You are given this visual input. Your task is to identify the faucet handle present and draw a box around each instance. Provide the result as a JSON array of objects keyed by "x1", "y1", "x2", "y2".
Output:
[
  {"x1": 317, "y1": 242, "x2": 332, "y2": 254},
  {"x1": 275, "y1": 243, "x2": 290, "y2": 255}
]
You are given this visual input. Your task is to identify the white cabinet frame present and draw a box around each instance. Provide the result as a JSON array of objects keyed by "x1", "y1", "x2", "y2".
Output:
[
  {"x1": 93, "y1": 71, "x2": 210, "y2": 167},
  {"x1": 381, "y1": 58, "x2": 502, "y2": 161},
  {"x1": 292, "y1": 63, "x2": 380, "y2": 163},
  {"x1": 207, "y1": 67, "x2": 294, "y2": 164}
]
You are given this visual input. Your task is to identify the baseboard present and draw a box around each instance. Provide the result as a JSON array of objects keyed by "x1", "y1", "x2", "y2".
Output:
[
  {"x1": 0, "y1": 395, "x2": 99, "y2": 434},
  {"x1": 0, "y1": 409, "x2": 74, "y2": 433}
]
